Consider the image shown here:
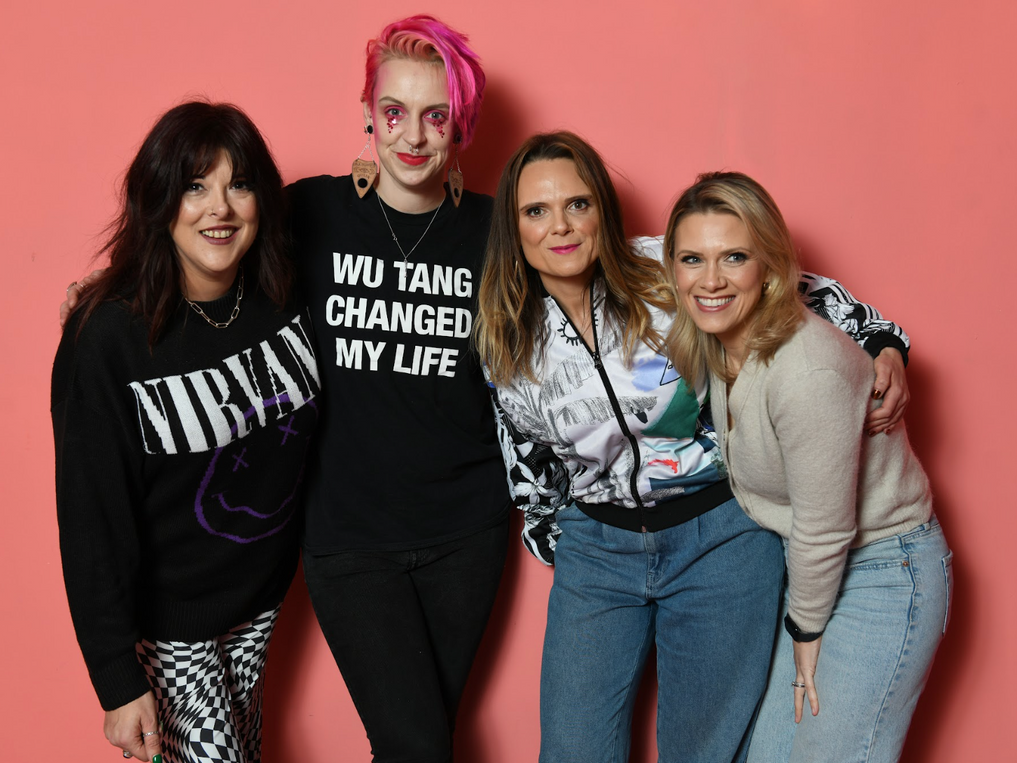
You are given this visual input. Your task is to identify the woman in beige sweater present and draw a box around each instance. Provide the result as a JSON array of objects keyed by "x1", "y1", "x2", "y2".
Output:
[{"x1": 662, "y1": 171, "x2": 952, "y2": 763}]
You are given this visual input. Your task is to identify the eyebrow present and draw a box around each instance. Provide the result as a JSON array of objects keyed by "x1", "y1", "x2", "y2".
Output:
[
  {"x1": 674, "y1": 246, "x2": 753, "y2": 256},
  {"x1": 518, "y1": 194, "x2": 591, "y2": 210},
  {"x1": 377, "y1": 97, "x2": 451, "y2": 111}
]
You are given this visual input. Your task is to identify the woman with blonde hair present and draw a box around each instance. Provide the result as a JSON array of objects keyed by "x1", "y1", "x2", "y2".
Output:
[{"x1": 664, "y1": 171, "x2": 951, "y2": 762}]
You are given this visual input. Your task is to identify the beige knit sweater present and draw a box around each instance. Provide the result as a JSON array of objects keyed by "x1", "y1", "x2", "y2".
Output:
[{"x1": 711, "y1": 310, "x2": 932, "y2": 634}]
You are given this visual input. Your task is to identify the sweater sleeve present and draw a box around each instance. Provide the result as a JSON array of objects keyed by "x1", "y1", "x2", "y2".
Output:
[
  {"x1": 769, "y1": 365, "x2": 868, "y2": 634},
  {"x1": 800, "y1": 272, "x2": 910, "y2": 363},
  {"x1": 52, "y1": 320, "x2": 152, "y2": 711}
]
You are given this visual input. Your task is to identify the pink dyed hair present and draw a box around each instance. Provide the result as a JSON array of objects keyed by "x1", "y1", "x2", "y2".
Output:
[{"x1": 362, "y1": 14, "x2": 486, "y2": 149}]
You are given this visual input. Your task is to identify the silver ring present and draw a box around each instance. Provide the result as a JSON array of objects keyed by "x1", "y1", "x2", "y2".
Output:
[
  {"x1": 791, "y1": 681, "x2": 806, "y2": 689},
  {"x1": 142, "y1": 731, "x2": 158, "y2": 737}
]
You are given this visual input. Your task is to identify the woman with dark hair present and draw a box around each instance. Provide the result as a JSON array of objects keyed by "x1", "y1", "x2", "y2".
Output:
[
  {"x1": 53, "y1": 101, "x2": 320, "y2": 763},
  {"x1": 664, "y1": 172, "x2": 950, "y2": 762},
  {"x1": 475, "y1": 132, "x2": 913, "y2": 762}
]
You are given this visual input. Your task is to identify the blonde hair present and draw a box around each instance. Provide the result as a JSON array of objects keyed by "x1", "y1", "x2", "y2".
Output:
[
  {"x1": 662, "y1": 171, "x2": 804, "y2": 384},
  {"x1": 476, "y1": 132, "x2": 672, "y2": 385}
]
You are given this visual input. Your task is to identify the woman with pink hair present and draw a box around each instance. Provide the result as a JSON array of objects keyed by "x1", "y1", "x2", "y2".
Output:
[{"x1": 288, "y1": 16, "x2": 509, "y2": 762}]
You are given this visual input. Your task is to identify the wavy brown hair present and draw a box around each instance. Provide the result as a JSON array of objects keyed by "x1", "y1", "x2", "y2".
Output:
[
  {"x1": 476, "y1": 131, "x2": 672, "y2": 385},
  {"x1": 662, "y1": 171, "x2": 804, "y2": 384},
  {"x1": 71, "y1": 100, "x2": 291, "y2": 346}
]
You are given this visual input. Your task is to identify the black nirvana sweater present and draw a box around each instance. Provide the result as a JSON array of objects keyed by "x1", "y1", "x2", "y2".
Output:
[
  {"x1": 289, "y1": 176, "x2": 510, "y2": 553},
  {"x1": 52, "y1": 284, "x2": 320, "y2": 710}
]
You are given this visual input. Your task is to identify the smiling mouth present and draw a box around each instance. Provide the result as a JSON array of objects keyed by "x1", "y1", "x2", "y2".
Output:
[
  {"x1": 550, "y1": 244, "x2": 580, "y2": 254},
  {"x1": 201, "y1": 229, "x2": 237, "y2": 240},
  {"x1": 397, "y1": 153, "x2": 429, "y2": 166},
  {"x1": 696, "y1": 296, "x2": 735, "y2": 307}
]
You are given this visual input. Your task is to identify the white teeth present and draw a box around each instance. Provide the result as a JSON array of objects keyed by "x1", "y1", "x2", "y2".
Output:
[
  {"x1": 201, "y1": 229, "x2": 235, "y2": 239},
  {"x1": 697, "y1": 296, "x2": 735, "y2": 307}
]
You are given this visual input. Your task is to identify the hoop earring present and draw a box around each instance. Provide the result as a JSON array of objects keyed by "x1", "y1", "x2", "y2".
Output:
[
  {"x1": 448, "y1": 134, "x2": 464, "y2": 207},
  {"x1": 352, "y1": 124, "x2": 378, "y2": 198}
]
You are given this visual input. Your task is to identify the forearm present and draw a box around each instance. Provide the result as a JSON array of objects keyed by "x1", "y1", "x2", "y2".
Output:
[{"x1": 800, "y1": 272, "x2": 910, "y2": 362}]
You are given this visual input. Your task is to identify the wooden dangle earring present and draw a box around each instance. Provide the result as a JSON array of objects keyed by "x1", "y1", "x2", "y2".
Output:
[
  {"x1": 352, "y1": 124, "x2": 378, "y2": 198},
  {"x1": 448, "y1": 134, "x2": 464, "y2": 207}
]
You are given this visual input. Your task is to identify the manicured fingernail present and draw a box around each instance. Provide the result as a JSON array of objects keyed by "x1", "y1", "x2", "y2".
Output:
[
  {"x1": 153, "y1": 756, "x2": 163, "y2": 763},
  {"x1": 872, "y1": 389, "x2": 883, "y2": 400}
]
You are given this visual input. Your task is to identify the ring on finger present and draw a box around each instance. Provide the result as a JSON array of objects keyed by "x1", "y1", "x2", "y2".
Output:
[
  {"x1": 142, "y1": 731, "x2": 158, "y2": 738},
  {"x1": 791, "y1": 681, "x2": 806, "y2": 688}
]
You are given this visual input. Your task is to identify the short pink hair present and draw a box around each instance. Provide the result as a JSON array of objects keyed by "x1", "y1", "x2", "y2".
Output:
[{"x1": 362, "y1": 15, "x2": 486, "y2": 149}]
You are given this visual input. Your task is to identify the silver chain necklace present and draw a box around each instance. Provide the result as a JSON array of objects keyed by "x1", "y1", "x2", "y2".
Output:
[
  {"x1": 377, "y1": 193, "x2": 444, "y2": 261},
  {"x1": 184, "y1": 267, "x2": 244, "y2": 329}
]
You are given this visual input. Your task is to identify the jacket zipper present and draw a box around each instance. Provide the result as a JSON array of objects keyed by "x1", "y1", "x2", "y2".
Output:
[{"x1": 553, "y1": 294, "x2": 648, "y2": 529}]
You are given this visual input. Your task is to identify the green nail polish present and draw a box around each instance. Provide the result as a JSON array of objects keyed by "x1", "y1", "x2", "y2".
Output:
[{"x1": 152, "y1": 756, "x2": 163, "y2": 763}]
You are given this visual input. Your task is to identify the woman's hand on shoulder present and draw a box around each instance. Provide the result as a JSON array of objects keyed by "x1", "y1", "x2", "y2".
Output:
[
  {"x1": 59, "y1": 269, "x2": 104, "y2": 327},
  {"x1": 104, "y1": 691, "x2": 163, "y2": 761},
  {"x1": 867, "y1": 347, "x2": 909, "y2": 436}
]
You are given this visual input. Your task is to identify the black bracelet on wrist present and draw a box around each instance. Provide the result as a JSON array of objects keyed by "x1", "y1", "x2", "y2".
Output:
[{"x1": 784, "y1": 613, "x2": 824, "y2": 643}]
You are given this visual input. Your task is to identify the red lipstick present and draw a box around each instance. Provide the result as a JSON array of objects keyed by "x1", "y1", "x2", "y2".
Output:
[{"x1": 397, "y1": 153, "x2": 428, "y2": 166}]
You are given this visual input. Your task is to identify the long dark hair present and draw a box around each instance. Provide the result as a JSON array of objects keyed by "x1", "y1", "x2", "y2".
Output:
[
  {"x1": 476, "y1": 131, "x2": 671, "y2": 384},
  {"x1": 73, "y1": 100, "x2": 291, "y2": 345}
]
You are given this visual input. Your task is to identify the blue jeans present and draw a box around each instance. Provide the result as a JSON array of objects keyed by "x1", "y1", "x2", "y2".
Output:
[
  {"x1": 539, "y1": 498, "x2": 784, "y2": 763},
  {"x1": 747, "y1": 518, "x2": 953, "y2": 763}
]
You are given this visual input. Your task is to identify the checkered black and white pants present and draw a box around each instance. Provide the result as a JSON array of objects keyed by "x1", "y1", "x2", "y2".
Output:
[{"x1": 135, "y1": 606, "x2": 280, "y2": 763}]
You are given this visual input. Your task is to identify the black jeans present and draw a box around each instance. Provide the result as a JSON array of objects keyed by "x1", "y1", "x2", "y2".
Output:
[{"x1": 303, "y1": 518, "x2": 509, "y2": 763}]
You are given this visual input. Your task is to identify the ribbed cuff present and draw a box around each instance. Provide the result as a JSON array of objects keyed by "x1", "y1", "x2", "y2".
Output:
[
  {"x1": 90, "y1": 651, "x2": 151, "y2": 711},
  {"x1": 863, "y1": 333, "x2": 909, "y2": 366}
]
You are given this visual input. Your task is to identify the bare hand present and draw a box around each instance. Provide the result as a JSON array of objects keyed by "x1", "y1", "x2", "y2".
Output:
[
  {"x1": 792, "y1": 637, "x2": 822, "y2": 723},
  {"x1": 103, "y1": 691, "x2": 163, "y2": 762},
  {"x1": 866, "y1": 347, "x2": 909, "y2": 436},
  {"x1": 59, "y1": 268, "x2": 104, "y2": 327}
]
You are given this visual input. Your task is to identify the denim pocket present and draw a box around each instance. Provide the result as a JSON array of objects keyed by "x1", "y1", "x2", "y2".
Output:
[
  {"x1": 942, "y1": 550, "x2": 954, "y2": 634},
  {"x1": 846, "y1": 556, "x2": 909, "y2": 572}
]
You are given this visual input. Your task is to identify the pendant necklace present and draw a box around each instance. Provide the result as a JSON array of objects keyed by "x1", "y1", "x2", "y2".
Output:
[{"x1": 377, "y1": 193, "x2": 444, "y2": 261}]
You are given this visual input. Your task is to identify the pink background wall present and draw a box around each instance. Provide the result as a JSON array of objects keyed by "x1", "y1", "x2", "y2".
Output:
[{"x1": 2, "y1": 1, "x2": 1013, "y2": 760}]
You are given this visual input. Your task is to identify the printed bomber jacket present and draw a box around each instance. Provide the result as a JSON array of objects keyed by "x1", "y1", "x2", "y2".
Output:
[{"x1": 490, "y1": 236, "x2": 910, "y2": 566}]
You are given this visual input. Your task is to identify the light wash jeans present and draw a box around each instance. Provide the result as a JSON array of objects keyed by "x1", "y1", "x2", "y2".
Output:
[
  {"x1": 748, "y1": 518, "x2": 953, "y2": 763},
  {"x1": 539, "y1": 497, "x2": 784, "y2": 763}
]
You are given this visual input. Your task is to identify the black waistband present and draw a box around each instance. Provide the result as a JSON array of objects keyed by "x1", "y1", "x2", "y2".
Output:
[{"x1": 575, "y1": 480, "x2": 734, "y2": 533}]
